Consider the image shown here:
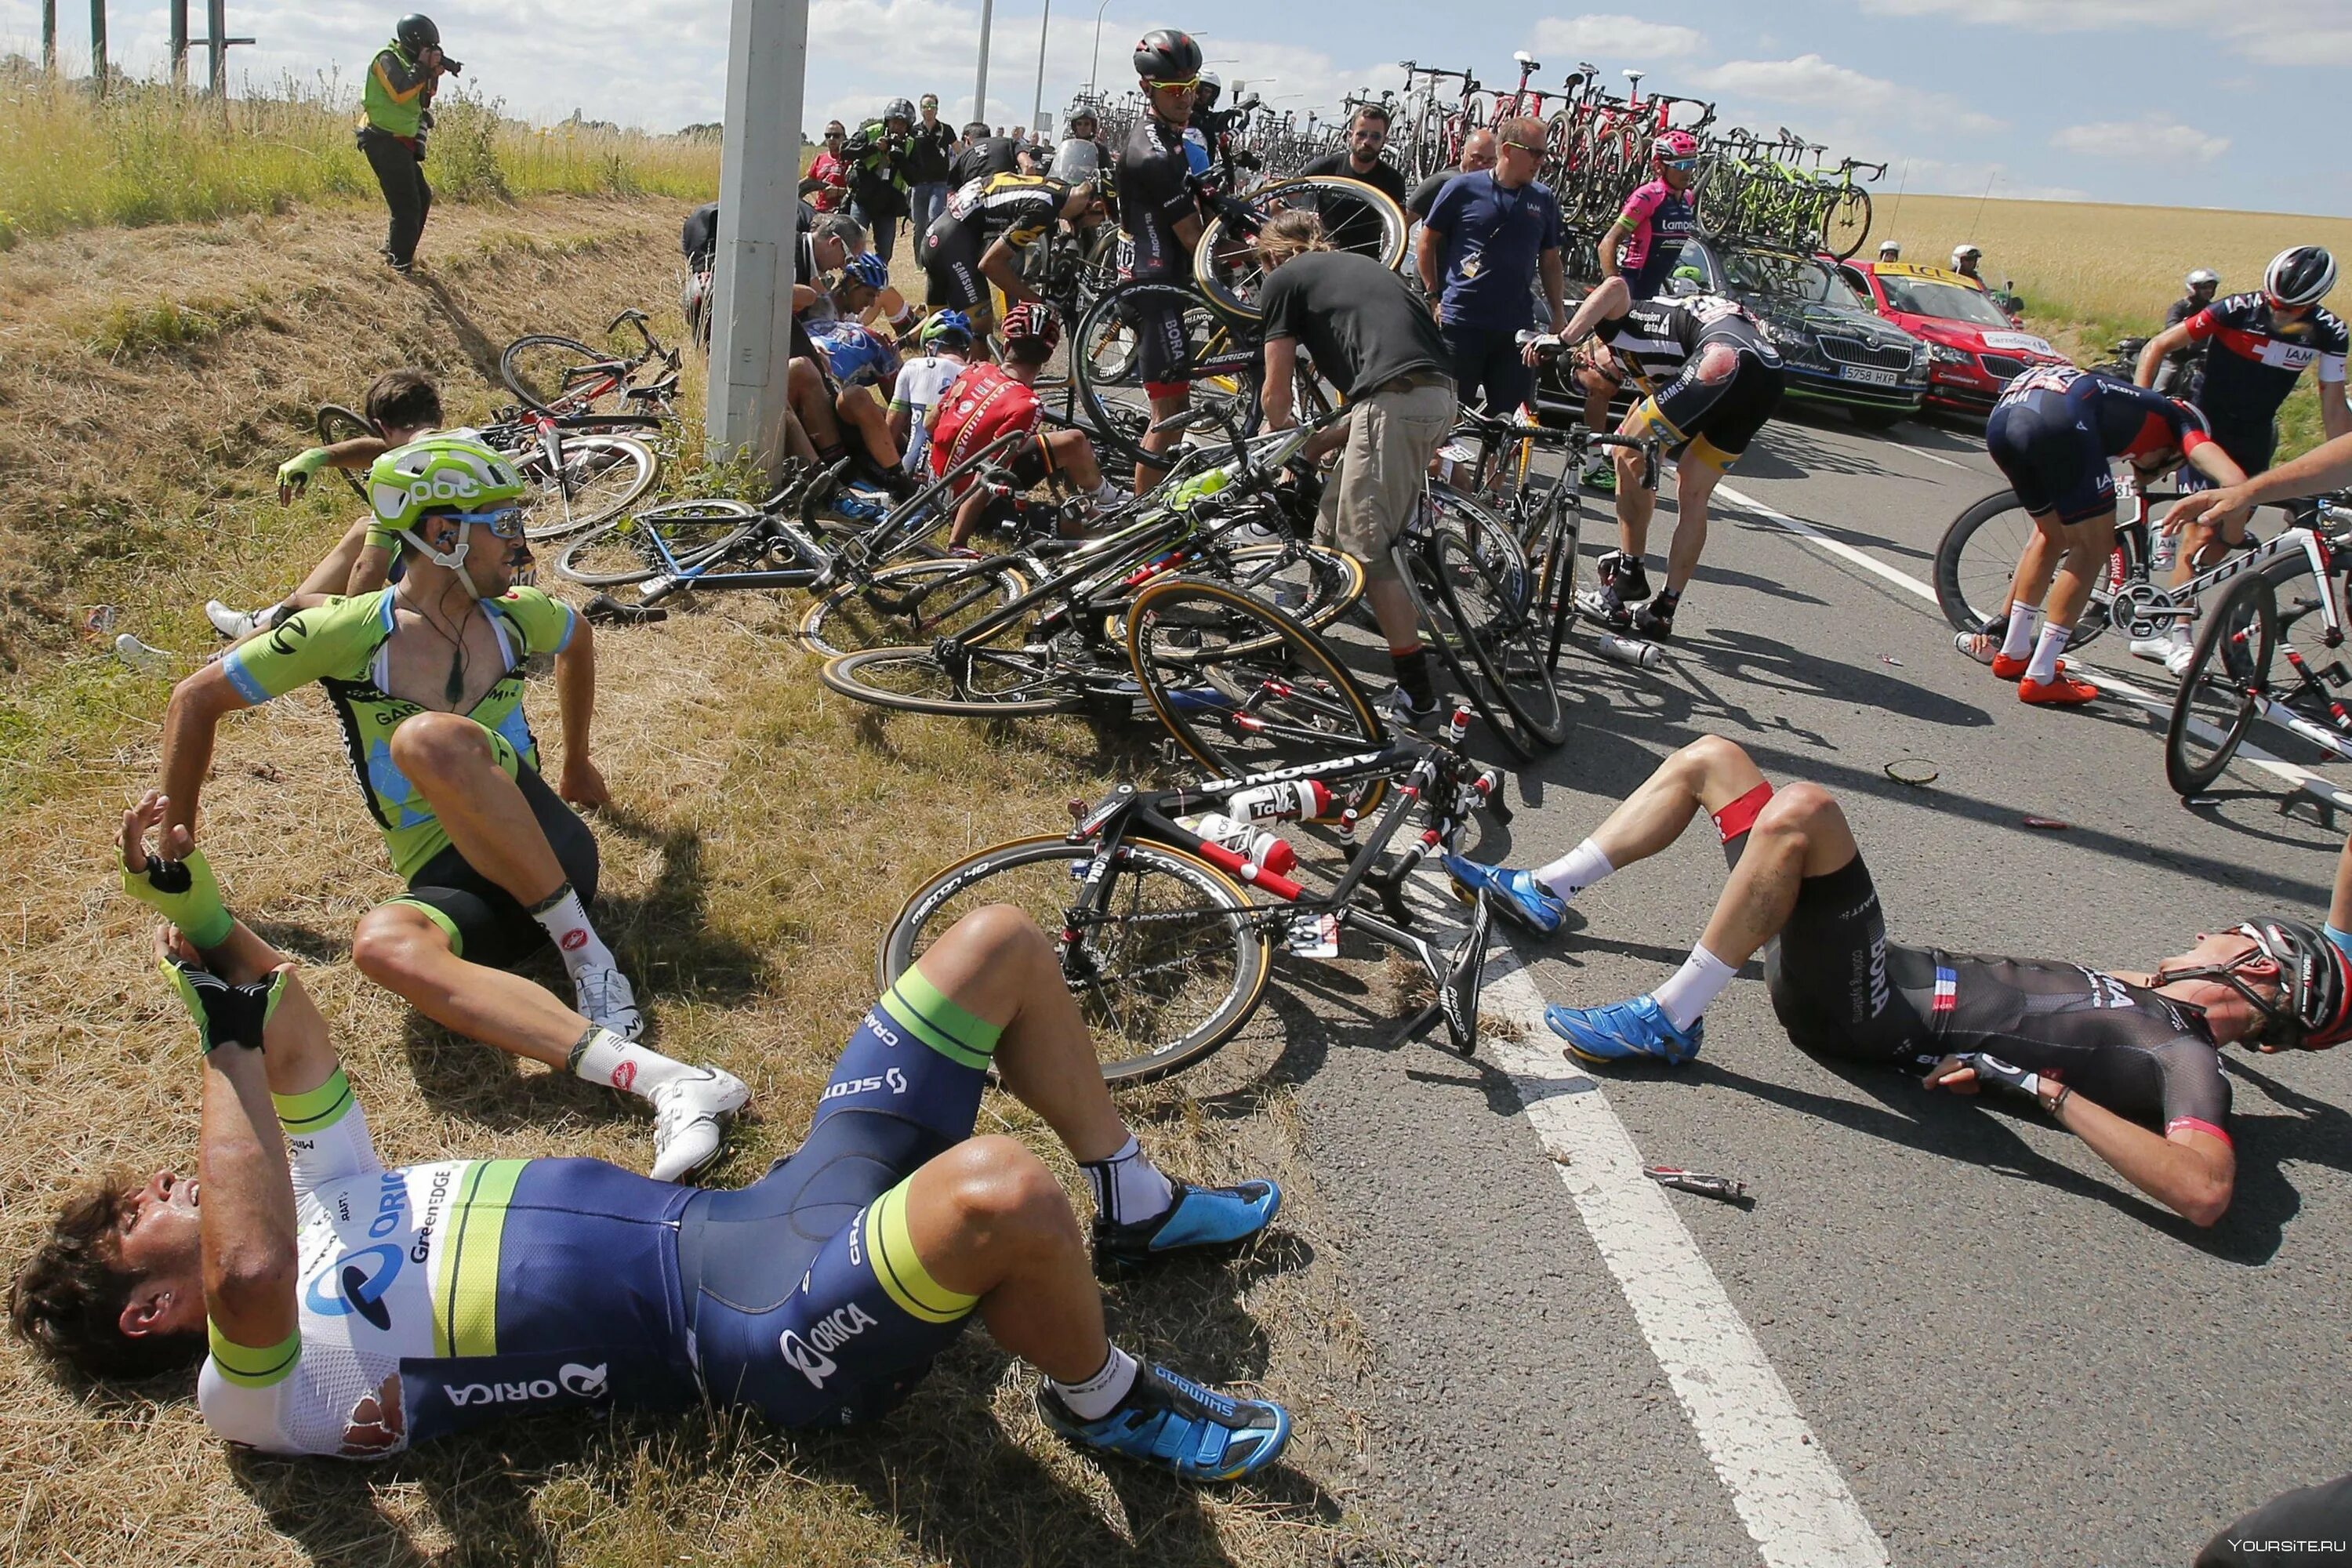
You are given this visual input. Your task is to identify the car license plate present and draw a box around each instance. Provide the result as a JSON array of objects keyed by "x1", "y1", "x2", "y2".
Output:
[{"x1": 1839, "y1": 365, "x2": 1900, "y2": 387}]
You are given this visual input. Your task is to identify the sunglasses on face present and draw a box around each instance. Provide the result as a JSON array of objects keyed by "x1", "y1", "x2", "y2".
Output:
[
  {"x1": 451, "y1": 506, "x2": 527, "y2": 539},
  {"x1": 1661, "y1": 157, "x2": 1697, "y2": 170},
  {"x1": 1501, "y1": 140, "x2": 1541, "y2": 155},
  {"x1": 1149, "y1": 76, "x2": 1200, "y2": 92}
]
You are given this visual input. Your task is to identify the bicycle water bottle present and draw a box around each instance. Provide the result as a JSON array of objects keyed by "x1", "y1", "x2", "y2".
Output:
[
  {"x1": 1595, "y1": 633, "x2": 1664, "y2": 670},
  {"x1": 1185, "y1": 812, "x2": 1298, "y2": 876},
  {"x1": 1442, "y1": 704, "x2": 1472, "y2": 746},
  {"x1": 1223, "y1": 779, "x2": 1333, "y2": 822}
]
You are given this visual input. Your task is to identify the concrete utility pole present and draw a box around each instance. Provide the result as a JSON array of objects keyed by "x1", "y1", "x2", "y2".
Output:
[
  {"x1": 974, "y1": 0, "x2": 993, "y2": 125},
  {"x1": 88, "y1": 0, "x2": 104, "y2": 92},
  {"x1": 1030, "y1": 0, "x2": 1051, "y2": 138},
  {"x1": 41, "y1": 0, "x2": 56, "y2": 74},
  {"x1": 169, "y1": 0, "x2": 187, "y2": 87},
  {"x1": 706, "y1": 0, "x2": 811, "y2": 470}
]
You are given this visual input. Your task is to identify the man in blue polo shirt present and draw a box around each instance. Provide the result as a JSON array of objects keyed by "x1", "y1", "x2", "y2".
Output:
[{"x1": 1415, "y1": 115, "x2": 1569, "y2": 416}]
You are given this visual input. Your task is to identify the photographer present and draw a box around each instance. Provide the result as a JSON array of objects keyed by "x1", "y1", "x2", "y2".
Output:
[
  {"x1": 844, "y1": 100, "x2": 918, "y2": 265},
  {"x1": 358, "y1": 13, "x2": 458, "y2": 275}
]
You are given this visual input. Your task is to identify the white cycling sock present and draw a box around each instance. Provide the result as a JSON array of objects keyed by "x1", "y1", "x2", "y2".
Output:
[
  {"x1": 1091, "y1": 477, "x2": 1126, "y2": 506},
  {"x1": 2024, "y1": 619, "x2": 2072, "y2": 686},
  {"x1": 568, "y1": 1026, "x2": 692, "y2": 1102},
  {"x1": 530, "y1": 882, "x2": 615, "y2": 980},
  {"x1": 1050, "y1": 1344, "x2": 1140, "y2": 1421},
  {"x1": 2000, "y1": 601, "x2": 2042, "y2": 662},
  {"x1": 1080, "y1": 1134, "x2": 1175, "y2": 1228},
  {"x1": 1534, "y1": 838, "x2": 1615, "y2": 902},
  {"x1": 1651, "y1": 945, "x2": 1737, "y2": 1031}
]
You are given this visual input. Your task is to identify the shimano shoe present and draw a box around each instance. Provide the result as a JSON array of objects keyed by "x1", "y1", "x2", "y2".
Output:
[
  {"x1": 205, "y1": 601, "x2": 260, "y2": 641},
  {"x1": 1629, "y1": 590, "x2": 1679, "y2": 641},
  {"x1": 1385, "y1": 684, "x2": 1443, "y2": 730},
  {"x1": 1039, "y1": 1362, "x2": 1292, "y2": 1483},
  {"x1": 1546, "y1": 994, "x2": 1704, "y2": 1066},
  {"x1": 1582, "y1": 456, "x2": 1617, "y2": 493},
  {"x1": 2164, "y1": 639, "x2": 2196, "y2": 677},
  {"x1": 1954, "y1": 630, "x2": 2000, "y2": 667},
  {"x1": 573, "y1": 960, "x2": 646, "y2": 1041},
  {"x1": 1094, "y1": 1178, "x2": 1280, "y2": 1268},
  {"x1": 829, "y1": 488, "x2": 893, "y2": 524},
  {"x1": 648, "y1": 1065, "x2": 750, "y2": 1182},
  {"x1": 1440, "y1": 854, "x2": 1565, "y2": 935},
  {"x1": 2018, "y1": 671, "x2": 2098, "y2": 706}
]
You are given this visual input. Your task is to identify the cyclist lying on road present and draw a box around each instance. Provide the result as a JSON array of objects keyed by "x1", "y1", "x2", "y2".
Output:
[
  {"x1": 1446, "y1": 735, "x2": 2352, "y2": 1226},
  {"x1": 4, "y1": 803, "x2": 1288, "y2": 1481},
  {"x1": 154, "y1": 435, "x2": 748, "y2": 1182}
]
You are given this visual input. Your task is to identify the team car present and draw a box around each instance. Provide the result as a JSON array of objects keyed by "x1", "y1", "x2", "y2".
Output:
[{"x1": 1838, "y1": 260, "x2": 2071, "y2": 418}]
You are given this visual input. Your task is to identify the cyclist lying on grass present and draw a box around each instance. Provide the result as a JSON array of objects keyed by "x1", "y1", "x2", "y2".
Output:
[
  {"x1": 1446, "y1": 735, "x2": 2352, "y2": 1226},
  {"x1": 4, "y1": 799, "x2": 1288, "y2": 1483},
  {"x1": 204, "y1": 368, "x2": 448, "y2": 643},
  {"x1": 155, "y1": 435, "x2": 748, "y2": 1182}
]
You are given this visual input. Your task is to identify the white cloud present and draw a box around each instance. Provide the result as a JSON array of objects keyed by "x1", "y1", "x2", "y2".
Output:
[
  {"x1": 2051, "y1": 115, "x2": 2229, "y2": 164},
  {"x1": 1526, "y1": 15, "x2": 1704, "y2": 64},
  {"x1": 1857, "y1": 0, "x2": 2352, "y2": 67},
  {"x1": 1692, "y1": 53, "x2": 2003, "y2": 136}
]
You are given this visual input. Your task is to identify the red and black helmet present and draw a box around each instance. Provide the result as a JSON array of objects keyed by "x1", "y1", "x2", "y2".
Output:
[
  {"x1": 999, "y1": 301, "x2": 1062, "y2": 354},
  {"x1": 1133, "y1": 28, "x2": 1203, "y2": 83}
]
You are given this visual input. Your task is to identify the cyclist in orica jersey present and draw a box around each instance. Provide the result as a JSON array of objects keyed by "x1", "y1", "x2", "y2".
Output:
[
  {"x1": 6, "y1": 799, "x2": 1290, "y2": 1483},
  {"x1": 1445, "y1": 735, "x2": 2352, "y2": 1227}
]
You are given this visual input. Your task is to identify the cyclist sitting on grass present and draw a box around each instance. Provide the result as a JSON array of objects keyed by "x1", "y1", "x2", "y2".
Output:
[
  {"x1": 206, "y1": 369, "x2": 449, "y2": 643},
  {"x1": 931, "y1": 304, "x2": 1127, "y2": 550},
  {"x1": 1952, "y1": 365, "x2": 2246, "y2": 695},
  {"x1": 789, "y1": 254, "x2": 920, "y2": 506},
  {"x1": 1445, "y1": 735, "x2": 2352, "y2": 1227},
  {"x1": 5, "y1": 798, "x2": 1290, "y2": 1479},
  {"x1": 154, "y1": 435, "x2": 749, "y2": 1183},
  {"x1": 890, "y1": 310, "x2": 975, "y2": 475}
]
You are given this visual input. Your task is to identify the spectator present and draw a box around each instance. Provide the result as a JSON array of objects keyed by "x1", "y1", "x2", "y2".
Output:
[
  {"x1": 953, "y1": 120, "x2": 1022, "y2": 187},
  {"x1": 906, "y1": 93, "x2": 956, "y2": 242},
  {"x1": 801, "y1": 121, "x2": 851, "y2": 213},
  {"x1": 2157, "y1": 267, "x2": 2221, "y2": 395},
  {"x1": 843, "y1": 100, "x2": 918, "y2": 264},
  {"x1": 1415, "y1": 114, "x2": 1568, "y2": 416},
  {"x1": 357, "y1": 13, "x2": 454, "y2": 274},
  {"x1": 1405, "y1": 128, "x2": 1496, "y2": 223},
  {"x1": 1298, "y1": 104, "x2": 1411, "y2": 257}
]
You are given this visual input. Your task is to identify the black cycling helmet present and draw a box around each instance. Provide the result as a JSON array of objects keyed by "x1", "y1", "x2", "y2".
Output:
[
  {"x1": 394, "y1": 13, "x2": 440, "y2": 53},
  {"x1": 885, "y1": 97, "x2": 916, "y2": 126},
  {"x1": 2162, "y1": 918, "x2": 2352, "y2": 1049},
  {"x1": 1133, "y1": 28, "x2": 1203, "y2": 83},
  {"x1": 2264, "y1": 246, "x2": 2337, "y2": 309}
]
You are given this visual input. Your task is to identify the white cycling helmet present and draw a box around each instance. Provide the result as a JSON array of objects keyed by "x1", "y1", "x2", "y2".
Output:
[
  {"x1": 1877, "y1": 239, "x2": 1901, "y2": 260},
  {"x1": 2264, "y1": 246, "x2": 2336, "y2": 308},
  {"x1": 2186, "y1": 267, "x2": 2220, "y2": 289},
  {"x1": 1951, "y1": 244, "x2": 1981, "y2": 266}
]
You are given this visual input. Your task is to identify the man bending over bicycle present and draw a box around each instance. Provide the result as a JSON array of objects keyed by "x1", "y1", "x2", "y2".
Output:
[
  {"x1": 5, "y1": 797, "x2": 1288, "y2": 1480},
  {"x1": 1953, "y1": 365, "x2": 2245, "y2": 696},
  {"x1": 932, "y1": 304, "x2": 1127, "y2": 550},
  {"x1": 918, "y1": 170, "x2": 1107, "y2": 351},
  {"x1": 154, "y1": 436, "x2": 749, "y2": 1182},
  {"x1": 1446, "y1": 735, "x2": 2352, "y2": 1226}
]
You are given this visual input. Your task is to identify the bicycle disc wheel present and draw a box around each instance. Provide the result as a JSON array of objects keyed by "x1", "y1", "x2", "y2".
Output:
[
  {"x1": 2165, "y1": 569, "x2": 2277, "y2": 797},
  {"x1": 1929, "y1": 489, "x2": 2111, "y2": 648},
  {"x1": 819, "y1": 644, "x2": 1089, "y2": 716},
  {"x1": 799, "y1": 557, "x2": 1033, "y2": 659},
  {"x1": 1127, "y1": 576, "x2": 1388, "y2": 780},
  {"x1": 517, "y1": 434, "x2": 659, "y2": 541},
  {"x1": 1824, "y1": 187, "x2": 1873, "y2": 262},
  {"x1": 880, "y1": 836, "x2": 1270, "y2": 1083},
  {"x1": 552, "y1": 500, "x2": 759, "y2": 587},
  {"x1": 1073, "y1": 281, "x2": 1262, "y2": 467},
  {"x1": 1430, "y1": 526, "x2": 1566, "y2": 749},
  {"x1": 500, "y1": 334, "x2": 619, "y2": 414},
  {"x1": 314, "y1": 404, "x2": 372, "y2": 502},
  {"x1": 1193, "y1": 177, "x2": 1410, "y2": 323}
]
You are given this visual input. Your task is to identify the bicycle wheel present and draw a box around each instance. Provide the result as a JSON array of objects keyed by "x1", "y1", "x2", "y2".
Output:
[
  {"x1": 799, "y1": 557, "x2": 1033, "y2": 659},
  {"x1": 2165, "y1": 569, "x2": 2277, "y2": 797},
  {"x1": 1930, "y1": 490, "x2": 2109, "y2": 649},
  {"x1": 819, "y1": 644, "x2": 1090, "y2": 717},
  {"x1": 1824, "y1": 187, "x2": 1873, "y2": 262},
  {"x1": 1399, "y1": 543, "x2": 1526, "y2": 760},
  {"x1": 880, "y1": 836, "x2": 1270, "y2": 1083},
  {"x1": 552, "y1": 500, "x2": 759, "y2": 587},
  {"x1": 1533, "y1": 494, "x2": 1582, "y2": 673},
  {"x1": 1193, "y1": 177, "x2": 1410, "y2": 322},
  {"x1": 1693, "y1": 162, "x2": 1740, "y2": 241},
  {"x1": 500, "y1": 334, "x2": 622, "y2": 415},
  {"x1": 1429, "y1": 524, "x2": 1566, "y2": 750},
  {"x1": 1073, "y1": 281, "x2": 1262, "y2": 468},
  {"x1": 1127, "y1": 576, "x2": 1388, "y2": 780},
  {"x1": 1213, "y1": 540, "x2": 1366, "y2": 633},
  {"x1": 315, "y1": 404, "x2": 372, "y2": 502},
  {"x1": 517, "y1": 434, "x2": 659, "y2": 541}
]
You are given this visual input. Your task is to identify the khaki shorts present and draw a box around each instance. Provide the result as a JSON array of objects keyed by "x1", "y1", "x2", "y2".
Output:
[{"x1": 1315, "y1": 376, "x2": 1458, "y2": 582}]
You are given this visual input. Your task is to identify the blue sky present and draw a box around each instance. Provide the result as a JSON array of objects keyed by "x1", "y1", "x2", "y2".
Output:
[{"x1": 5, "y1": 0, "x2": 2344, "y2": 212}]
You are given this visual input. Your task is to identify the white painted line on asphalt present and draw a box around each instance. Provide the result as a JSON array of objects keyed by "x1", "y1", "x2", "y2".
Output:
[
  {"x1": 1473, "y1": 947, "x2": 1893, "y2": 1568},
  {"x1": 1715, "y1": 482, "x2": 2352, "y2": 811},
  {"x1": 1898, "y1": 444, "x2": 1976, "y2": 474}
]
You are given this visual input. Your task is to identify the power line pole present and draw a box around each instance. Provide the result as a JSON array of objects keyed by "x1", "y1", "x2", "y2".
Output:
[
  {"x1": 706, "y1": 0, "x2": 811, "y2": 472},
  {"x1": 974, "y1": 0, "x2": 993, "y2": 124},
  {"x1": 89, "y1": 0, "x2": 105, "y2": 93},
  {"x1": 1030, "y1": 0, "x2": 1051, "y2": 140},
  {"x1": 42, "y1": 0, "x2": 56, "y2": 74},
  {"x1": 169, "y1": 0, "x2": 188, "y2": 88}
]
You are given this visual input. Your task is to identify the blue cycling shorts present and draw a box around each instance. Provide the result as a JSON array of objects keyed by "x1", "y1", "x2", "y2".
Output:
[{"x1": 1987, "y1": 389, "x2": 2114, "y2": 525}]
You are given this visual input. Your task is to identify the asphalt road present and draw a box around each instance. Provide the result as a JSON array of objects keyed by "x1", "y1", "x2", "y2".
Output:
[{"x1": 1276, "y1": 405, "x2": 2352, "y2": 1568}]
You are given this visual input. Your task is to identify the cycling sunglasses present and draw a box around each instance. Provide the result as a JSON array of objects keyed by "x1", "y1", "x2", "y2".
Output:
[
  {"x1": 1660, "y1": 156, "x2": 1697, "y2": 170},
  {"x1": 1500, "y1": 139, "x2": 1543, "y2": 155},
  {"x1": 1148, "y1": 76, "x2": 1200, "y2": 92},
  {"x1": 449, "y1": 505, "x2": 528, "y2": 539}
]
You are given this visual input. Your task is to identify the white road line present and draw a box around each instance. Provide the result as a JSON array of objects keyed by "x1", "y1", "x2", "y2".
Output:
[
  {"x1": 1715, "y1": 482, "x2": 2352, "y2": 811},
  {"x1": 1899, "y1": 444, "x2": 1977, "y2": 474}
]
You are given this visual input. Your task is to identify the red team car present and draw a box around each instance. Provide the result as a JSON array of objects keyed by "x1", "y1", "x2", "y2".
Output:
[{"x1": 1839, "y1": 260, "x2": 2071, "y2": 417}]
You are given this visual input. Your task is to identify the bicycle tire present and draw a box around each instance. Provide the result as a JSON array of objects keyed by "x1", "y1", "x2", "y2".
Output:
[
  {"x1": 1213, "y1": 540, "x2": 1367, "y2": 634},
  {"x1": 551, "y1": 500, "x2": 760, "y2": 587},
  {"x1": 1693, "y1": 161, "x2": 1740, "y2": 241},
  {"x1": 517, "y1": 433, "x2": 660, "y2": 542},
  {"x1": 798, "y1": 557, "x2": 1034, "y2": 659},
  {"x1": 500, "y1": 334, "x2": 619, "y2": 415},
  {"x1": 1824, "y1": 187, "x2": 1872, "y2": 262},
  {"x1": 314, "y1": 404, "x2": 373, "y2": 502},
  {"x1": 1192, "y1": 177, "x2": 1410, "y2": 324},
  {"x1": 880, "y1": 836, "x2": 1270, "y2": 1084},
  {"x1": 1402, "y1": 541, "x2": 1530, "y2": 761},
  {"x1": 1127, "y1": 575, "x2": 1389, "y2": 780},
  {"x1": 818, "y1": 644, "x2": 1091, "y2": 717},
  {"x1": 1930, "y1": 489, "x2": 2113, "y2": 650},
  {"x1": 1429, "y1": 525, "x2": 1566, "y2": 749},
  {"x1": 2165, "y1": 568, "x2": 2276, "y2": 797},
  {"x1": 1072, "y1": 281, "x2": 1263, "y2": 467}
]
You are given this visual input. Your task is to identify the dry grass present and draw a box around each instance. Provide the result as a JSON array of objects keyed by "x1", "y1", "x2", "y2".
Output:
[
  {"x1": 0, "y1": 199, "x2": 1392, "y2": 1566},
  {"x1": 1869, "y1": 193, "x2": 2352, "y2": 456}
]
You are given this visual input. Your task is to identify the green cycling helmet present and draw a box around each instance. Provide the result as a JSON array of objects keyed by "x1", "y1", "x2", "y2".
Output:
[{"x1": 367, "y1": 434, "x2": 527, "y2": 536}]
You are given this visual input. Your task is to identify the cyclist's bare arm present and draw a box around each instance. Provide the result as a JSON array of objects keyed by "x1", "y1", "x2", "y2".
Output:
[
  {"x1": 979, "y1": 238, "x2": 1039, "y2": 304},
  {"x1": 158, "y1": 664, "x2": 258, "y2": 844},
  {"x1": 2167, "y1": 429, "x2": 2352, "y2": 532},
  {"x1": 2331, "y1": 826, "x2": 2352, "y2": 935},
  {"x1": 2135, "y1": 324, "x2": 2194, "y2": 388},
  {"x1": 1415, "y1": 224, "x2": 1445, "y2": 302},
  {"x1": 1174, "y1": 212, "x2": 1203, "y2": 250},
  {"x1": 347, "y1": 538, "x2": 398, "y2": 595},
  {"x1": 1538, "y1": 246, "x2": 1569, "y2": 333},
  {"x1": 552, "y1": 621, "x2": 608, "y2": 808},
  {"x1": 1560, "y1": 276, "x2": 1631, "y2": 344}
]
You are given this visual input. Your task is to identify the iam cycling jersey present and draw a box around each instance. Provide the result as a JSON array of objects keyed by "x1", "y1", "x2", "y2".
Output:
[
  {"x1": 1987, "y1": 365, "x2": 2216, "y2": 522},
  {"x1": 929, "y1": 362, "x2": 1042, "y2": 486},
  {"x1": 2184, "y1": 291, "x2": 2348, "y2": 434},
  {"x1": 1614, "y1": 178, "x2": 1697, "y2": 300},
  {"x1": 805, "y1": 320, "x2": 903, "y2": 390},
  {"x1": 1116, "y1": 115, "x2": 1196, "y2": 280},
  {"x1": 219, "y1": 589, "x2": 575, "y2": 881}
]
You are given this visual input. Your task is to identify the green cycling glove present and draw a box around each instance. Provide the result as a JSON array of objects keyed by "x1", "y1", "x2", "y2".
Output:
[
  {"x1": 277, "y1": 446, "x2": 332, "y2": 495},
  {"x1": 122, "y1": 844, "x2": 235, "y2": 950}
]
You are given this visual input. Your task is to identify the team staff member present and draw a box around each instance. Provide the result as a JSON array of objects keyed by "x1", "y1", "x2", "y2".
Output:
[
  {"x1": 952, "y1": 121, "x2": 1022, "y2": 187},
  {"x1": 919, "y1": 172, "x2": 1105, "y2": 345},
  {"x1": 1417, "y1": 116, "x2": 1569, "y2": 419},
  {"x1": 1403, "y1": 129, "x2": 1496, "y2": 223},
  {"x1": 906, "y1": 93, "x2": 958, "y2": 241},
  {"x1": 1445, "y1": 734, "x2": 2352, "y2": 1227},
  {"x1": 1547, "y1": 276, "x2": 1784, "y2": 639},
  {"x1": 357, "y1": 13, "x2": 454, "y2": 274},
  {"x1": 1297, "y1": 105, "x2": 1410, "y2": 257},
  {"x1": 6, "y1": 800, "x2": 1287, "y2": 1481},
  {"x1": 1578, "y1": 129, "x2": 1700, "y2": 487},
  {"x1": 1117, "y1": 27, "x2": 1212, "y2": 490},
  {"x1": 1257, "y1": 211, "x2": 1460, "y2": 724}
]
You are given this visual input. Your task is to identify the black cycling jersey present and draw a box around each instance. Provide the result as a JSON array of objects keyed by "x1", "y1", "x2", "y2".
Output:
[
  {"x1": 681, "y1": 202, "x2": 719, "y2": 268},
  {"x1": 949, "y1": 136, "x2": 1022, "y2": 189},
  {"x1": 1116, "y1": 114, "x2": 1196, "y2": 280},
  {"x1": 1591, "y1": 295, "x2": 1773, "y2": 391},
  {"x1": 1756, "y1": 851, "x2": 2234, "y2": 1143},
  {"x1": 923, "y1": 173, "x2": 1068, "y2": 263},
  {"x1": 2185, "y1": 291, "x2": 2349, "y2": 437}
]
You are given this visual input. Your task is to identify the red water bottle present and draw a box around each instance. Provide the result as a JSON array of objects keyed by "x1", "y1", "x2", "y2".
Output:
[{"x1": 1189, "y1": 812, "x2": 1298, "y2": 876}]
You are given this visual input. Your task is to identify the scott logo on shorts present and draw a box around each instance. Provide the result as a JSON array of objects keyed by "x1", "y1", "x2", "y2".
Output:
[
  {"x1": 820, "y1": 1067, "x2": 908, "y2": 1103},
  {"x1": 779, "y1": 1302, "x2": 878, "y2": 1388},
  {"x1": 307, "y1": 1243, "x2": 403, "y2": 1330}
]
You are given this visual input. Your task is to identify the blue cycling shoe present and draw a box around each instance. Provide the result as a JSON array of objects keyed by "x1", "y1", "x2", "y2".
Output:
[
  {"x1": 1546, "y1": 994, "x2": 1704, "y2": 1066},
  {"x1": 1094, "y1": 1178, "x2": 1280, "y2": 1269},
  {"x1": 829, "y1": 486, "x2": 892, "y2": 524},
  {"x1": 1039, "y1": 1362, "x2": 1292, "y2": 1482},
  {"x1": 1440, "y1": 854, "x2": 1566, "y2": 935}
]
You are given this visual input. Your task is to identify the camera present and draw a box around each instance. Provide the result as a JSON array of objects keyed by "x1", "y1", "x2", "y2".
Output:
[{"x1": 440, "y1": 56, "x2": 464, "y2": 76}]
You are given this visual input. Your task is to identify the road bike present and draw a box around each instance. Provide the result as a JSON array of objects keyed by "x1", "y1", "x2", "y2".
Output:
[
  {"x1": 314, "y1": 401, "x2": 659, "y2": 543},
  {"x1": 498, "y1": 309, "x2": 684, "y2": 422}
]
